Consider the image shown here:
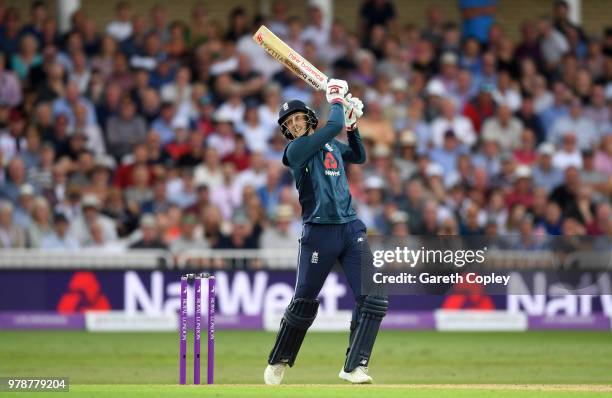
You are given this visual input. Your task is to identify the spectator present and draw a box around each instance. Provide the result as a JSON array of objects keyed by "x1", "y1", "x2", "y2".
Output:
[
  {"x1": 13, "y1": 184, "x2": 35, "y2": 228},
  {"x1": 431, "y1": 97, "x2": 476, "y2": 148},
  {"x1": 513, "y1": 128, "x2": 537, "y2": 165},
  {"x1": 538, "y1": 17, "x2": 569, "y2": 70},
  {"x1": 430, "y1": 130, "x2": 468, "y2": 178},
  {"x1": 0, "y1": 53, "x2": 22, "y2": 106},
  {"x1": 11, "y1": 33, "x2": 42, "y2": 80},
  {"x1": 481, "y1": 102, "x2": 523, "y2": 150},
  {"x1": 106, "y1": 1, "x2": 133, "y2": 41},
  {"x1": 215, "y1": 211, "x2": 258, "y2": 250},
  {"x1": 359, "y1": 0, "x2": 396, "y2": 41},
  {"x1": 593, "y1": 134, "x2": 612, "y2": 174},
  {"x1": 52, "y1": 80, "x2": 97, "y2": 128},
  {"x1": 73, "y1": 103, "x2": 106, "y2": 156},
  {"x1": 463, "y1": 82, "x2": 496, "y2": 134},
  {"x1": 260, "y1": 204, "x2": 299, "y2": 251},
  {"x1": 166, "y1": 168, "x2": 198, "y2": 209},
  {"x1": 0, "y1": 200, "x2": 26, "y2": 248},
  {"x1": 129, "y1": 214, "x2": 168, "y2": 249},
  {"x1": 358, "y1": 103, "x2": 396, "y2": 148},
  {"x1": 170, "y1": 213, "x2": 208, "y2": 252},
  {"x1": 25, "y1": 196, "x2": 53, "y2": 248},
  {"x1": 459, "y1": 0, "x2": 496, "y2": 44},
  {"x1": 0, "y1": 157, "x2": 28, "y2": 204},
  {"x1": 106, "y1": 96, "x2": 147, "y2": 160},
  {"x1": 552, "y1": 132, "x2": 583, "y2": 170},
  {"x1": 549, "y1": 97, "x2": 599, "y2": 150},
  {"x1": 210, "y1": 162, "x2": 241, "y2": 220},
  {"x1": 515, "y1": 94, "x2": 546, "y2": 144},
  {"x1": 579, "y1": 149, "x2": 608, "y2": 196},
  {"x1": 124, "y1": 164, "x2": 153, "y2": 206},
  {"x1": 40, "y1": 212, "x2": 79, "y2": 250},
  {"x1": 70, "y1": 194, "x2": 118, "y2": 246}
]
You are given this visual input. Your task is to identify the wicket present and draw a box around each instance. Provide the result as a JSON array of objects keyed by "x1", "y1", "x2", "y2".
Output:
[{"x1": 179, "y1": 273, "x2": 215, "y2": 385}]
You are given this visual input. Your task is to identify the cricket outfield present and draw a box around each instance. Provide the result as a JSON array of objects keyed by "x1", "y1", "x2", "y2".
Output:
[{"x1": 1, "y1": 330, "x2": 610, "y2": 397}]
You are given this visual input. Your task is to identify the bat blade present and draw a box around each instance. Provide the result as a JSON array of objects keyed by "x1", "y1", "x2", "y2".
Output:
[{"x1": 253, "y1": 25, "x2": 328, "y2": 91}]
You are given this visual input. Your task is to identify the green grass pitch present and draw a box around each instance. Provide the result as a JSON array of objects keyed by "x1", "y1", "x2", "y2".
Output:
[{"x1": 1, "y1": 330, "x2": 611, "y2": 397}]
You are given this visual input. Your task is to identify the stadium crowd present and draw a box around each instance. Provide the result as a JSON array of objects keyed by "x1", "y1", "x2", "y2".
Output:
[{"x1": 0, "y1": 0, "x2": 610, "y2": 256}]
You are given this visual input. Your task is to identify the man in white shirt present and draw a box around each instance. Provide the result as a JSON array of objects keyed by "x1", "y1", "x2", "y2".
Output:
[
  {"x1": 552, "y1": 132, "x2": 583, "y2": 170},
  {"x1": 481, "y1": 102, "x2": 524, "y2": 150},
  {"x1": 431, "y1": 97, "x2": 476, "y2": 148},
  {"x1": 300, "y1": 6, "x2": 330, "y2": 51},
  {"x1": 549, "y1": 97, "x2": 599, "y2": 150},
  {"x1": 105, "y1": 2, "x2": 133, "y2": 41}
]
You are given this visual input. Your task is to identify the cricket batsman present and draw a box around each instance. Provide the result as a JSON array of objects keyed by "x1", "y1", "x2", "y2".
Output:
[{"x1": 264, "y1": 79, "x2": 388, "y2": 385}]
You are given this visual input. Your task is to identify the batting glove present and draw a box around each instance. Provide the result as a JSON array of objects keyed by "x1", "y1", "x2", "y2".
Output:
[
  {"x1": 326, "y1": 79, "x2": 348, "y2": 105},
  {"x1": 344, "y1": 94, "x2": 364, "y2": 131}
]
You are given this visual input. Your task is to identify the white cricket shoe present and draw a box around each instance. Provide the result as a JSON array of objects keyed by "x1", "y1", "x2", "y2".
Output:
[
  {"x1": 339, "y1": 366, "x2": 373, "y2": 384},
  {"x1": 264, "y1": 363, "x2": 288, "y2": 385}
]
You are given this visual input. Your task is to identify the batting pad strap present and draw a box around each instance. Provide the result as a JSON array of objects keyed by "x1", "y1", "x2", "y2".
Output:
[
  {"x1": 361, "y1": 296, "x2": 388, "y2": 317},
  {"x1": 344, "y1": 295, "x2": 388, "y2": 372},
  {"x1": 268, "y1": 298, "x2": 319, "y2": 367}
]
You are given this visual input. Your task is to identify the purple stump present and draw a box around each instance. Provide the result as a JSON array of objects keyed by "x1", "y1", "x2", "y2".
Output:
[
  {"x1": 207, "y1": 276, "x2": 216, "y2": 384},
  {"x1": 179, "y1": 276, "x2": 188, "y2": 385},
  {"x1": 193, "y1": 275, "x2": 202, "y2": 384}
]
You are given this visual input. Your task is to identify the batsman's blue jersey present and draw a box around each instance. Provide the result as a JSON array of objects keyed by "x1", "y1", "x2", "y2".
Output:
[{"x1": 282, "y1": 103, "x2": 366, "y2": 224}]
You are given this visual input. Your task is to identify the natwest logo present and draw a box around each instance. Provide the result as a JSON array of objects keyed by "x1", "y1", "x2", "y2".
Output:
[{"x1": 324, "y1": 152, "x2": 337, "y2": 169}]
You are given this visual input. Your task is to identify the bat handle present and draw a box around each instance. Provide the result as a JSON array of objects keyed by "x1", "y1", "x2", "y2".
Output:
[{"x1": 341, "y1": 94, "x2": 363, "y2": 118}]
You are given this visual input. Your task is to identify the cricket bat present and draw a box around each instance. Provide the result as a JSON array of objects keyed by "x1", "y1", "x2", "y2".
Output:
[{"x1": 253, "y1": 25, "x2": 356, "y2": 113}]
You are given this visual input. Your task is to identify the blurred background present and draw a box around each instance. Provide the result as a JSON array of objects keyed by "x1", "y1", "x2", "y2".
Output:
[{"x1": 0, "y1": 0, "x2": 610, "y2": 334}]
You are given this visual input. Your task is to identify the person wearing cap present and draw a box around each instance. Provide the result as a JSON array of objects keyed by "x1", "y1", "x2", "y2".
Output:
[
  {"x1": 213, "y1": 211, "x2": 258, "y2": 251},
  {"x1": 169, "y1": 213, "x2": 208, "y2": 253},
  {"x1": 532, "y1": 142, "x2": 563, "y2": 193},
  {"x1": 13, "y1": 184, "x2": 36, "y2": 228},
  {"x1": 260, "y1": 204, "x2": 299, "y2": 251},
  {"x1": 40, "y1": 212, "x2": 79, "y2": 250},
  {"x1": 394, "y1": 129, "x2": 418, "y2": 180},
  {"x1": 129, "y1": 214, "x2": 168, "y2": 249},
  {"x1": 463, "y1": 81, "x2": 496, "y2": 133},
  {"x1": 357, "y1": 175, "x2": 385, "y2": 232},
  {"x1": 69, "y1": 194, "x2": 118, "y2": 246},
  {"x1": 506, "y1": 164, "x2": 535, "y2": 210},
  {"x1": 431, "y1": 52, "x2": 459, "y2": 95}
]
